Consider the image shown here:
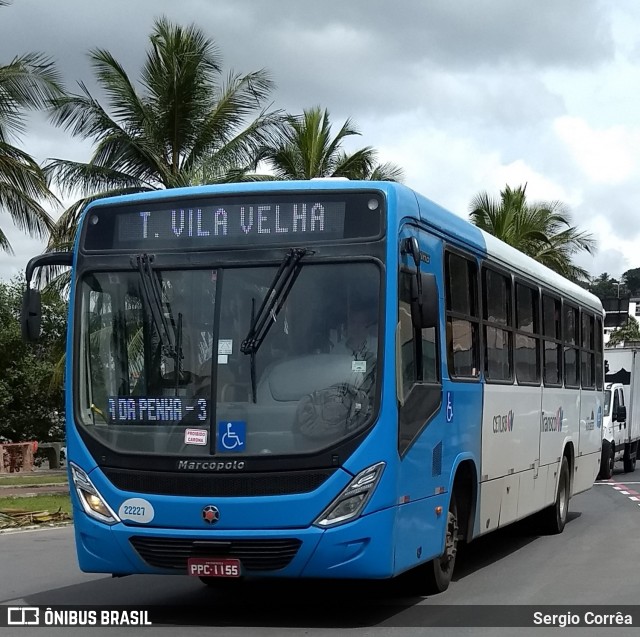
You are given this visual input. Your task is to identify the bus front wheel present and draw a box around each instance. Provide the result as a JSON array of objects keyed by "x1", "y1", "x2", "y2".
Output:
[{"x1": 424, "y1": 493, "x2": 459, "y2": 594}]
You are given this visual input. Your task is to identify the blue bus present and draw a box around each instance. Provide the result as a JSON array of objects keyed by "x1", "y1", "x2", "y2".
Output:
[{"x1": 22, "y1": 180, "x2": 604, "y2": 593}]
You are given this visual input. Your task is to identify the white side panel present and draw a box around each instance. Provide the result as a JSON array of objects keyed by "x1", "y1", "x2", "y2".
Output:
[
  {"x1": 539, "y1": 387, "x2": 578, "y2": 467},
  {"x1": 579, "y1": 389, "x2": 603, "y2": 459},
  {"x1": 605, "y1": 348, "x2": 639, "y2": 443},
  {"x1": 573, "y1": 451, "x2": 601, "y2": 495},
  {"x1": 631, "y1": 350, "x2": 640, "y2": 442},
  {"x1": 517, "y1": 466, "x2": 547, "y2": 519},
  {"x1": 477, "y1": 478, "x2": 503, "y2": 536},
  {"x1": 481, "y1": 385, "x2": 540, "y2": 480}
]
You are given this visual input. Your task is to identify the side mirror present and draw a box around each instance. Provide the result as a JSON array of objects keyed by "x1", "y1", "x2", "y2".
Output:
[
  {"x1": 21, "y1": 287, "x2": 42, "y2": 342},
  {"x1": 21, "y1": 251, "x2": 73, "y2": 343},
  {"x1": 410, "y1": 272, "x2": 438, "y2": 329},
  {"x1": 617, "y1": 404, "x2": 627, "y2": 422}
]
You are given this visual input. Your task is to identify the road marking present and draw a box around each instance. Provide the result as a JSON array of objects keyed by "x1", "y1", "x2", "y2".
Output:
[{"x1": 603, "y1": 479, "x2": 640, "y2": 508}]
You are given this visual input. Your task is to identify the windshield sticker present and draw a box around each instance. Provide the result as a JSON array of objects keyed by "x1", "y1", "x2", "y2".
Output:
[
  {"x1": 218, "y1": 421, "x2": 246, "y2": 453},
  {"x1": 118, "y1": 498, "x2": 154, "y2": 524},
  {"x1": 185, "y1": 428, "x2": 208, "y2": 445},
  {"x1": 352, "y1": 360, "x2": 367, "y2": 373},
  {"x1": 218, "y1": 354, "x2": 228, "y2": 365},
  {"x1": 218, "y1": 339, "x2": 233, "y2": 355}
]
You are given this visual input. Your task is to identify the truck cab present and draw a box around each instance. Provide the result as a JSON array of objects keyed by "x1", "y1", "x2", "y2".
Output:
[
  {"x1": 600, "y1": 383, "x2": 629, "y2": 479},
  {"x1": 601, "y1": 347, "x2": 640, "y2": 480}
]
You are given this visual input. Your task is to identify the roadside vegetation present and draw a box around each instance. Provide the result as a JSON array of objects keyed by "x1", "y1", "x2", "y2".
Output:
[{"x1": 0, "y1": 473, "x2": 67, "y2": 486}]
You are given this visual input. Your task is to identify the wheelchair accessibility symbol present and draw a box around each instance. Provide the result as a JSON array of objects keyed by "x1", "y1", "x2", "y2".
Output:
[
  {"x1": 217, "y1": 421, "x2": 246, "y2": 452},
  {"x1": 445, "y1": 392, "x2": 454, "y2": 423}
]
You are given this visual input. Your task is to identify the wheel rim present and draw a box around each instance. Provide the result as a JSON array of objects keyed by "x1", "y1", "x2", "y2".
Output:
[
  {"x1": 439, "y1": 508, "x2": 459, "y2": 573},
  {"x1": 559, "y1": 472, "x2": 568, "y2": 521}
]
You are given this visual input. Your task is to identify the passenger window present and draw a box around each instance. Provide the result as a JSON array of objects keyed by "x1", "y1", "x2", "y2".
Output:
[
  {"x1": 515, "y1": 283, "x2": 540, "y2": 384},
  {"x1": 483, "y1": 268, "x2": 512, "y2": 382},
  {"x1": 542, "y1": 295, "x2": 562, "y2": 386},
  {"x1": 445, "y1": 252, "x2": 479, "y2": 379},
  {"x1": 563, "y1": 304, "x2": 580, "y2": 388}
]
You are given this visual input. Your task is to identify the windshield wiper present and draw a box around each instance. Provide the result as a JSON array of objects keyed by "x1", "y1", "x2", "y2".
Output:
[
  {"x1": 132, "y1": 254, "x2": 183, "y2": 388},
  {"x1": 241, "y1": 247, "x2": 312, "y2": 402}
]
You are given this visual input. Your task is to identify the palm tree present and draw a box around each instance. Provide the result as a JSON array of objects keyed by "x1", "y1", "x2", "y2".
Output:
[
  {"x1": 44, "y1": 16, "x2": 282, "y2": 248},
  {"x1": 0, "y1": 44, "x2": 60, "y2": 253},
  {"x1": 608, "y1": 317, "x2": 640, "y2": 347},
  {"x1": 469, "y1": 184, "x2": 596, "y2": 282},
  {"x1": 264, "y1": 106, "x2": 403, "y2": 181}
]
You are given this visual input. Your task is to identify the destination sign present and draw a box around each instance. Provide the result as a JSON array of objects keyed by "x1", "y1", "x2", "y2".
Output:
[
  {"x1": 82, "y1": 192, "x2": 384, "y2": 251},
  {"x1": 108, "y1": 397, "x2": 208, "y2": 424}
]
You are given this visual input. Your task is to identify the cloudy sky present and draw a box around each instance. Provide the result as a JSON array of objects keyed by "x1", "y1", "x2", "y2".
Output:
[{"x1": 2, "y1": 0, "x2": 640, "y2": 281}]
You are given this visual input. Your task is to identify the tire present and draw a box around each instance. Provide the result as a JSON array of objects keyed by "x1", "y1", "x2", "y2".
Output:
[
  {"x1": 541, "y1": 456, "x2": 570, "y2": 534},
  {"x1": 399, "y1": 493, "x2": 459, "y2": 596},
  {"x1": 599, "y1": 440, "x2": 614, "y2": 480},
  {"x1": 623, "y1": 444, "x2": 637, "y2": 473},
  {"x1": 425, "y1": 494, "x2": 459, "y2": 593}
]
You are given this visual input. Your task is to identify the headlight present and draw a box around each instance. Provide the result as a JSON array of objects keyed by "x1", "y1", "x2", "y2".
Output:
[
  {"x1": 314, "y1": 462, "x2": 385, "y2": 528},
  {"x1": 70, "y1": 463, "x2": 120, "y2": 525}
]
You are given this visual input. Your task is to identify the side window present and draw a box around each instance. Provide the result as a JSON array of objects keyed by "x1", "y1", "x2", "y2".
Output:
[
  {"x1": 515, "y1": 282, "x2": 540, "y2": 384},
  {"x1": 398, "y1": 271, "x2": 439, "y2": 401},
  {"x1": 397, "y1": 238, "x2": 442, "y2": 457},
  {"x1": 542, "y1": 294, "x2": 562, "y2": 386},
  {"x1": 445, "y1": 252, "x2": 479, "y2": 379},
  {"x1": 483, "y1": 267, "x2": 513, "y2": 382},
  {"x1": 563, "y1": 304, "x2": 580, "y2": 388},
  {"x1": 581, "y1": 312, "x2": 595, "y2": 389},
  {"x1": 613, "y1": 389, "x2": 620, "y2": 417},
  {"x1": 595, "y1": 316, "x2": 603, "y2": 390}
]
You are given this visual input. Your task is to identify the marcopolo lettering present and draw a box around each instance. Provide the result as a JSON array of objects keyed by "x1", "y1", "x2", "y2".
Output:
[{"x1": 177, "y1": 460, "x2": 246, "y2": 471}]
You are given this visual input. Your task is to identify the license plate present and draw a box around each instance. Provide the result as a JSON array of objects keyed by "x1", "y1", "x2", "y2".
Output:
[{"x1": 187, "y1": 557, "x2": 242, "y2": 578}]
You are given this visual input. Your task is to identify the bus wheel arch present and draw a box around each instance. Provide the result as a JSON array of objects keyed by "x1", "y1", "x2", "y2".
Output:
[
  {"x1": 425, "y1": 460, "x2": 476, "y2": 593},
  {"x1": 402, "y1": 459, "x2": 476, "y2": 595}
]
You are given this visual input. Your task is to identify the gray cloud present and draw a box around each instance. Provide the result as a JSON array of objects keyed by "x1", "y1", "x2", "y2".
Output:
[{"x1": 0, "y1": 0, "x2": 634, "y2": 281}]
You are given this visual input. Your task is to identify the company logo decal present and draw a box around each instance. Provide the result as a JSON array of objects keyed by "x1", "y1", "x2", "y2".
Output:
[
  {"x1": 596, "y1": 405, "x2": 603, "y2": 429},
  {"x1": 541, "y1": 407, "x2": 564, "y2": 433},
  {"x1": 202, "y1": 505, "x2": 220, "y2": 525},
  {"x1": 492, "y1": 410, "x2": 514, "y2": 433},
  {"x1": 585, "y1": 409, "x2": 596, "y2": 431},
  {"x1": 177, "y1": 459, "x2": 246, "y2": 471}
]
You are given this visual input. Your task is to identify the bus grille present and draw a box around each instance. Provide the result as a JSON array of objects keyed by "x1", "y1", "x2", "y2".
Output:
[
  {"x1": 103, "y1": 467, "x2": 334, "y2": 497},
  {"x1": 129, "y1": 536, "x2": 302, "y2": 571}
]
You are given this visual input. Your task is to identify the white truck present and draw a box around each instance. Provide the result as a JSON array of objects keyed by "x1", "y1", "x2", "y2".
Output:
[{"x1": 600, "y1": 346, "x2": 640, "y2": 479}]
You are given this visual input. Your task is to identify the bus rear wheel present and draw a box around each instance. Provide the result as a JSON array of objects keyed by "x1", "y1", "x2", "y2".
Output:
[{"x1": 541, "y1": 456, "x2": 570, "y2": 534}]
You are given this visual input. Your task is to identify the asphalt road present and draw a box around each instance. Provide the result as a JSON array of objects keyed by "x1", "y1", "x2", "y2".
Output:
[{"x1": 1, "y1": 472, "x2": 639, "y2": 636}]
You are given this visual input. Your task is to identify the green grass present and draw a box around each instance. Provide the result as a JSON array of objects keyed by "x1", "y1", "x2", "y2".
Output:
[
  {"x1": 0, "y1": 474, "x2": 68, "y2": 486},
  {"x1": 0, "y1": 494, "x2": 72, "y2": 516}
]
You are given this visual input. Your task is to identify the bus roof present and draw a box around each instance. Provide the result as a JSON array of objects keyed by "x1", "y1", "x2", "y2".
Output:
[{"x1": 81, "y1": 180, "x2": 602, "y2": 312}]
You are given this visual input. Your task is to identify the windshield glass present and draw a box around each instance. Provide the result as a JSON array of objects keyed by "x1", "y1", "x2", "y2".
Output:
[
  {"x1": 77, "y1": 262, "x2": 380, "y2": 457},
  {"x1": 604, "y1": 390, "x2": 611, "y2": 417}
]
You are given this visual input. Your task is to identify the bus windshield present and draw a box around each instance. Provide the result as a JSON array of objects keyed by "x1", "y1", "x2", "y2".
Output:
[{"x1": 77, "y1": 261, "x2": 380, "y2": 457}]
